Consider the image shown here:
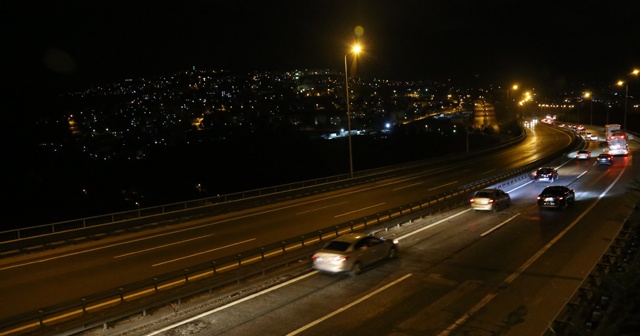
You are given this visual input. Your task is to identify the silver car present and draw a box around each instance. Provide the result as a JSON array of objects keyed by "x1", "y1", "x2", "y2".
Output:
[
  {"x1": 312, "y1": 233, "x2": 398, "y2": 276},
  {"x1": 470, "y1": 188, "x2": 511, "y2": 211}
]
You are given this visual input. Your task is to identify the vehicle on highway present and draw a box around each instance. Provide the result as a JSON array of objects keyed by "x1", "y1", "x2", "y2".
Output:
[
  {"x1": 576, "y1": 150, "x2": 591, "y2": 160},
  {"x1": 312, "y1": 233, "x2": 398, "y2": 276},
  {"x1": 533, "y1": 167, "x2": 558, "y2": 183},
  {"x1": 537, "y1": 186, "x2": 575, "y2": 209},
  {"x1": 597, "y1": 153, "x2": 614, "y2": 165},
  {"x1": 469, "y1": 188, "x2": 511, "y2": 211}
]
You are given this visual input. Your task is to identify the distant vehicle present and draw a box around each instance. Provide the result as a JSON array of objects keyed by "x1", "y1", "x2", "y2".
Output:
[
  {"x1": 597, "y1": 153, "x2": 614, "y2": 165},
  {"x1": 576, "y1": 150, "x2": 591, "y2": 159},
  {"x1": 469, "y1": 188, "x2": 511, "y2": 211},
  {"x1": 533, "y1": 167, "x2": 558, "y2": 182},
  {"x1": 607, "y1": 131, "x2": 629, "y2": 156},
  {"x1": 537, "y1": 186, "x2": 575, "y2": 209},
  {"x1": 312, "y1": 233, "x2": 398, "y2": 276},
  {"x1": 590, "y1": 133, "x2": 599, "y2": 141},
  {"x1": 585, "y1": 132, "x2": 592, "y2": 140}
]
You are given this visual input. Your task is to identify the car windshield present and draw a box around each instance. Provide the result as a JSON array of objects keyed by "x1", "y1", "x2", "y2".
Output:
[
  {"x1": 539, "y1": 168, "x2": 552, "y2": 173},
  {"x1": 541, "y1": 187, "x2": 565, "y2": 195},
  {"x1": 474, "y1": 191, "x2": 493, "y2": 198},
  {"x1": 323, "y1": 241, "x2": 351, "y2": 252}
]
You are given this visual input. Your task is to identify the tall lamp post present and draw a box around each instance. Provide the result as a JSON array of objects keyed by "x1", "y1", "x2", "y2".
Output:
[
  {"x1": 617, "y1": 80, "x2": 628, "y2": 130},
  {"x1": 506, "y1": 84, "x2": 518, "y2": 118},
  {"x1": 584, "y1": 92, "x2": 593, "y2": 125},
  {"x1": 345, "y1": 45, "x2": 361, "y2": 178}
]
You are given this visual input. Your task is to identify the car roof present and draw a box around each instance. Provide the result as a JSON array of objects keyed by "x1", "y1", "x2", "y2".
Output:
[
  {"x1": 541, "y1": 185, "x2": 569, "y2": 192},
  {"x1": 330, "y1": 233, "x2": 367, "y2": 243},
  {"x1": 537, "y1": 167, "x2": 555, "y2": 171},
  {"x1": 476, "y1": 188, "x2": 501, "y2": 192}
]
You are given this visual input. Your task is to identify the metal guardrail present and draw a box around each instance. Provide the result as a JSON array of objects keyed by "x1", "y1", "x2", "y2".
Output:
[
  {"x1": 0, "y1": 128, "x2": 582, "y2": 336},
  {"x1": 0, "y1": 127, "x2": 531, "y2": 251}
]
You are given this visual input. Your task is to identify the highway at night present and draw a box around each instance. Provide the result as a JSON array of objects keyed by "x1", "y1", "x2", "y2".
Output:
[{"x1": 3, "y1": 112, "x2": 636, "y2": 335}]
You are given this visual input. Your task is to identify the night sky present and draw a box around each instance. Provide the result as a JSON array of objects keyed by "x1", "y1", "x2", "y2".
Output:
[
  {"x1": 4, "y1": 0, "x2": 640, "y2": 110},
  {"x1": 2, "y1": 1, "x2": 640, "y2": 225}
]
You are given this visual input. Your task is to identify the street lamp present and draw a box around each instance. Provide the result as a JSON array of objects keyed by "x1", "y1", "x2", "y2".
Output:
[
  {"x1": 617, "y1": 80, "x2": 628, "y2": 130},
  {"x1": 584, "y1": 92, "x2": 593, "y2": 125},
  {"x1": 345, "y1": 45, "x2": 361, "y2": 178},
  {"x1": 506, "y1": 84, "x2": 518, "y2": 118}
]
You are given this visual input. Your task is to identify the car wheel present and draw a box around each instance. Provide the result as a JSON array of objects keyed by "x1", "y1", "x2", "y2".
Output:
[
  {"x1": 387, "y1": 247, "x2": 397, "y2": 260},
  {"x1": 350, "y1": 262, "x2": 362, "y2": 277}
]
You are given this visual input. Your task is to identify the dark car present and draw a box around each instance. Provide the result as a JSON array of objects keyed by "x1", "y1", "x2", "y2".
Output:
[
  {"x1": 537, "y1": 186, "x2": 575, "y2": 209},
  {"x1": 533, "y1": 167, "x2": 558, "y2": 183},
  {"x1": 597, "y1": 153, "x2": 614, "y2": 165},
  {"x1": 312, "y1": 233, "x2": 398, "y2": 276}
]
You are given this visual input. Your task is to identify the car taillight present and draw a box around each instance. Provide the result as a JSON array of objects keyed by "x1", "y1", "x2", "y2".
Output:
[
  {"x1": 470, "y1": 199, "x2": 475, "y2": 203},
  {"x1": 488, "y1": 199, "x2": 495, "y2": 203}
]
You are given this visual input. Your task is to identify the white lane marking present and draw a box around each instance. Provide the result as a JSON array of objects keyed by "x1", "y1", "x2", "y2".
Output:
[
  {"x1": 296, "y1": 201, "x2": 348, "y2": 215},
  {"x1": 334, "y1": 203, "x2": 386, "y2": 218},
  {"x1": 2, "y1": 164, "x2": 461, "y2": 270},
  {"x1": 152, "y1": 238, "x2": 256, "y2": 267},
  {"x1": 480, "y1": 213, "x2": 521, "y2": 237},
  {"x1": 144, "y1": 271, "x2": 320, "y2": 336},
  {"x1": 0, "y1": 226, "x2": 217, "y2": 271},
  {"x1": 114, "y1": 233, "x2": 216, "y2": 258},
  {"x1": 396, "y1": 208, "x2": 473, "y2": 241},
  {"x1": 438, "y1": 158, "x2": 628, "y2": 336},
  {"x1": 428, "y1": 181, "x2": 459, "y2": 191},
  {"x1": 577, "y1": 170, "x2": 588, "y2": 179},
  {"x1": 393, "y1": 182, "x2": 424, "y2": 191},
  {"x1": 286, "y1": 273, "x2": 413, "y2": 336}
]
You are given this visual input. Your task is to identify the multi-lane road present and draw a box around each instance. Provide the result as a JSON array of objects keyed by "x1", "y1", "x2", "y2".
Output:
[{"x1": 2, "y1": 115, "x2": 636, "y2": 335}]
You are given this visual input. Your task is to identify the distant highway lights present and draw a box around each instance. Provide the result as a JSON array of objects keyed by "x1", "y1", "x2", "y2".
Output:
[{"x1": 345, "y1": 44, "x2": 361, "y2": 178}]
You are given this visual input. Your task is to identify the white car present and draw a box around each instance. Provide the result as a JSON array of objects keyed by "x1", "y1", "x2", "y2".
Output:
[
  {"x1": 312, "y1": 233, "x2": 398, "y2": 276},
  {"x1": 576, "y1": 150, "x2": 591, "y2": 160},
  {"x1": 469, "y1": 188, "x2": 511, "y2": 211}
]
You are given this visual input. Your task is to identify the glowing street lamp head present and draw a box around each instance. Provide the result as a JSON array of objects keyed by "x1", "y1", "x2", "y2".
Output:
[
  {"x1": 617, "y1": 80, "x2": 625, "y2": 86},
  {"x1": 512, "y1": 84, "x2": 518, "y2": 90},
  {"x1": 633, "y1": 69, "x2": 639, "y2": 76},
  {"x1": 352, "y1": 45, "x2": 362, "y2": 54}
]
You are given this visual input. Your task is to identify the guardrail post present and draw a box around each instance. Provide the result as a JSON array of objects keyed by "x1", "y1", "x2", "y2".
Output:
[
  {"x1": 300, "y1": 236, "x2": 305, "y2": 247},
  {"x1": 211, "y1": 262, "x2": 217, "y2": 275},
  {"x1": 82, "y1": 298, "x2": 87, "y2": 313},
  {"x1": 119, "y1": 288, "x2": 124, "y2": 301},
  {"x1": 184, "y1": 269, "x2": 189, "y2": 282},
  {"x1": 153, "y1": 277, "x2": 158, "y2": 292}
]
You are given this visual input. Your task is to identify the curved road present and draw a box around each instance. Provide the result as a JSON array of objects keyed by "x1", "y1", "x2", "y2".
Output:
[
  {"x1": 144, "y1": 124, "x2": 639, "y2": 336},
  {"x1": 0, "y1": 116, "x2": 580, "y2": 329}
]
